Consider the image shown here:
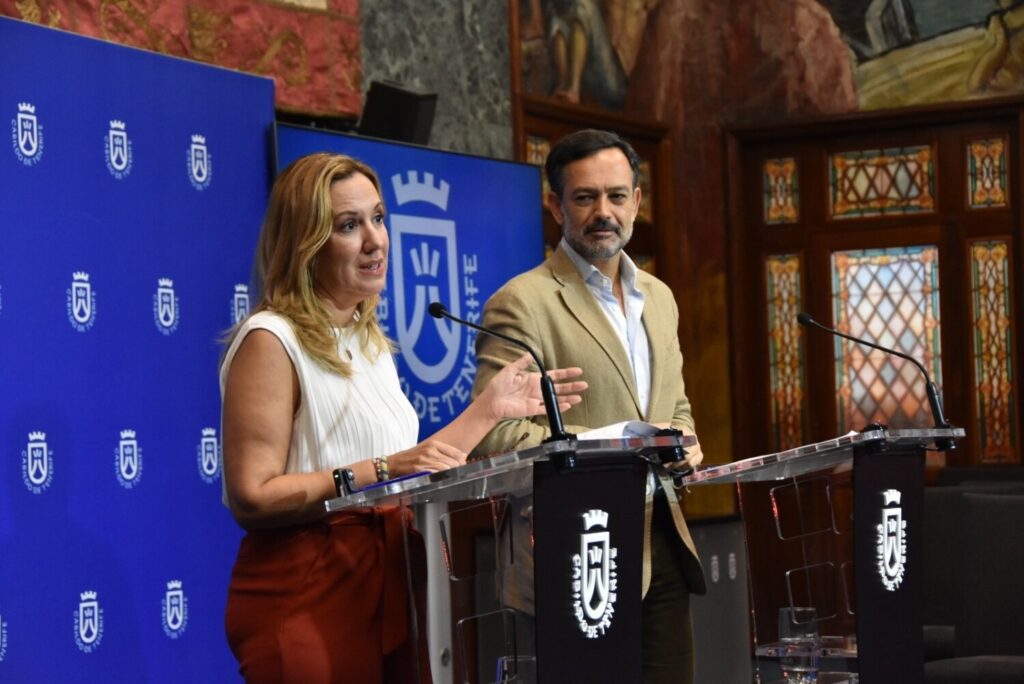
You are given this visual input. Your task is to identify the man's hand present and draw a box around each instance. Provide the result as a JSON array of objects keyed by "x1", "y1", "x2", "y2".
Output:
[{"x1": 671, "y1": 426, "x2": 703, "y2": 469}]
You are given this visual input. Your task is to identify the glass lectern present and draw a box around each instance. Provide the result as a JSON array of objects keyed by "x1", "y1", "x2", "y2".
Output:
[
  {"x1": 325, "y1": 434, "x2": 694, "y2": 684},
  {"x1": 680, "y1": 426, "x2": 964, "y2": 684}
]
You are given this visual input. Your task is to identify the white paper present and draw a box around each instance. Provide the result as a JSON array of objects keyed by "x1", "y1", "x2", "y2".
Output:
[{"x1": 578, "y1": 420, "x2": 660, "y2": 439}]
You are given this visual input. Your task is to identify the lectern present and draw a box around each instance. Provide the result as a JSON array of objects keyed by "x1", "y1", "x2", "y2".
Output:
[
  {"x1": 681, "y1": 426, "x2": 964, "y2": 684},
  {"x1": 325, "y1": 434, "x2": 695, "y2": 684}
]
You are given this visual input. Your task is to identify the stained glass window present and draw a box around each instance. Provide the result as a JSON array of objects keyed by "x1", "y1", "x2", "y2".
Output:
[
  {"x1": 829, "y1": 145, "x2": 935, "y2": 219},
  {"x1": 766, "y1": 254, "x2": 806, "y2": 450},
  {"x1": 764, "y1": 158, "x2": 799, "y2": 224},
  {"x1": 970, "y1": 240, "x2": 1017, "y2": 462},
  {"x1": 525, "y1": 135, "x2": 549, "y2": 166},
  {"x1": 831, "y1": 246, "x2": 942, "y2": 431},
  {"x1": 526, "y1": 134, "x2": 551, "y2": 199},
  {"x1": 637, "y1": 159, "x2": 654, "y2": 223},
  {"x1": 967, "y1": 137, "x2": 1009, "y2": 209}
]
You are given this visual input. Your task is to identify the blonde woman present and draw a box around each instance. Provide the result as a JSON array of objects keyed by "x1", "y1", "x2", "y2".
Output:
[{"x1": 220, "y1": 153, "x2": 585, "y2": 683}]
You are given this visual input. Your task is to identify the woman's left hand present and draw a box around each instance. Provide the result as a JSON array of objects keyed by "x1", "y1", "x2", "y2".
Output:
[{"x1": 481, "y1": 353, "x2": 586, "y2": 420}]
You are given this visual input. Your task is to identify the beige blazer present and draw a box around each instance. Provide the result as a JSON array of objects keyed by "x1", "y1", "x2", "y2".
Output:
[{"x1": 472, "y1": 245, "x2": 706, "y2": 595}]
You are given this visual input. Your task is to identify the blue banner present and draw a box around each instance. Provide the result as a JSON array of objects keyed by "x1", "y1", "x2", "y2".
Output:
[
  {"x1": 277, "y1": 125, "x2": 544, "y2": 438},
  {"x1": 0, "y1": 17, "x2": 275, "y2": 682}
]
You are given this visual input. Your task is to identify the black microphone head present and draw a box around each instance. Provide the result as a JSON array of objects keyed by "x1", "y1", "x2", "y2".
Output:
[
  {"x1": 428, "y1": 302, "x2": 446, "y2": 319},
  {"x1": 797, "y1": 311, "x2": 814, "y2": 326}
]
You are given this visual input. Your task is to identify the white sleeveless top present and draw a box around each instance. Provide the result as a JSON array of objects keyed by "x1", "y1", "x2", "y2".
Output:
[{"x1": 219, "y1": 311, "x2": 418, "y2": 502}]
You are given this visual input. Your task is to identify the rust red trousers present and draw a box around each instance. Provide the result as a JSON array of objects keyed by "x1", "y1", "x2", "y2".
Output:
[{"x1": 225, "y1": 507, "x2": 432, "y2": 683}]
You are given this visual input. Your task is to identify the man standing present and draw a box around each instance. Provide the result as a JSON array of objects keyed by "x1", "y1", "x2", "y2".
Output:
[{"x1": 472, "y1": 129, "x2": 706, "y2": 683}]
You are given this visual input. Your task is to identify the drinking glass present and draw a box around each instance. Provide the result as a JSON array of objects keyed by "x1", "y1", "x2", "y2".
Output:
[{"x1": 778, "y1": 606, "x2": 819, "y2": 684}]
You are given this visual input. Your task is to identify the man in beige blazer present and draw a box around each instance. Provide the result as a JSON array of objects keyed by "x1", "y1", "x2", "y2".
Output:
[{"x1": 472, "y1": 129, "x2": 706, "y2": 684}]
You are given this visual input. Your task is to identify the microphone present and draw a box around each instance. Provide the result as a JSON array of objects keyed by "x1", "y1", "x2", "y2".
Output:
[
  {"x1": 797, "y1": 312, "x2": 953, "y2": 444},
  {"x1": 428, "y1": 301, "x2": 573, "y2": 443}
]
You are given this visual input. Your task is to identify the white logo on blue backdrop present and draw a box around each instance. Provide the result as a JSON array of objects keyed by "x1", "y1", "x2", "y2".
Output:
[
  {"x1": 162, "y1": 580, "x2": 188, "y2": 638},
  {"x1": 197, "y1": 427, "x2": 220, "y2": 483},
  {"x1": 67, "y1": 271, "x2": 97, "y2": 331},
  {"x1": 232, "y1": 284, "x2": 250, "y2": 325},
  {"x1": 11, "y1": 102, "x2": 43, "y2": 165},
  {"x1": 105, "y1": 119, "x2": 133, "y2": 179},
  {"x1": 74, "y1": 590, "x2": 103, "y2": 653},
  {"x1": 21, "y1": 431, "x2": 53, "y2": 494},
  {"x1": 154, "y1": 278, "x2": 180, "y2": 334},
  {"x1": 0, "y1": 607, "x2": 8, "y2": 662},
  {"x1": 385, "y1": 171, "x2": 480, "y2": 426},
  {"x1": 116, "y1": 429, "x2": 143, "y2": 489},
  {"x1": 187, "y1": 134, "x2": 211, "y2": 190}
]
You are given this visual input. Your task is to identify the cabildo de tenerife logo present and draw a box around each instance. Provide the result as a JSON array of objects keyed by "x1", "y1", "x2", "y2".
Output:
[
  {"x1": 0, "y1": 602, "x2": 7, "y2": 663},
  {"x1": 22, "y1": 431, "x2": 54, "y2": 494},
  {"x1": 74, "y1": 590, "x2": 103, "y2": 653},
  {"x1": 876, "y1": 488, "x2": 908, "y2": 591},
  {"x1": 154, "y1": 278, "x2": 180, "y2": 334},
  {"x1": 11, "y1": 102, "x2": 43, "y2": 165},
  {"x1": 197, "y1": 427, "x2": 220, "y2": 483},
  {"x1": 232, "y1": 284, "x2": 250, "y2": 325},
  {"x1": 382, "y1": 170, "x2": 480, "y2": 426},
  {"x1": 162, "y1": 580, "x2": 188, "y2": 638},
  {"x1": 104, "y1": 119, "x2": 133, "y2": 179},
  {"x1": 67, "y1": 271, "x2": 97, "y2": 332},
  {"x1": 187, "y1": 134, "x2": 211, "y2": 190},
  {"x1": 571, "y1": 509, "x2": 618, "y2": 638},
  {"x1": 0, "y1": 604, "x2": 7, "y2": 662},
  {"x1": 115, "y1": 429, "x2": 143, "y2": 489}
]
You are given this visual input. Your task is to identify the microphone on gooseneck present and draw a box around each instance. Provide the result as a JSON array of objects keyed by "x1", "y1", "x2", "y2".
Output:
[
  {"x1": 797, "y1": 312, "x2": 954, "y2": 445},
  {"x1": 428, "y1": 301, "x2": 574, "y2": 443}
]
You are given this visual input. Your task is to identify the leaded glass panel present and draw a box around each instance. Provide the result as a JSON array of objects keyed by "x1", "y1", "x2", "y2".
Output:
[
  {"x1": 831, "y1": 246, "x2": 942, "y2": 431},
  {"x1": 970, "y1": 240, "x2": 1017, "y2": 462},
  {"x1": 829, "y1": 145, "x2": 935, "y2": 219},
  {"x1": 766, "y1": 254, "x2": 806, "y2": 450},
  {"x1": 764, "y1": 158, "x2": 799, "y2": 224},
  {"x1": 526, "y1": 134, "x2": 551, "y2": 200},
  {"x1": 967, "y1": 137, "x2": 1009, "y2": 209}
]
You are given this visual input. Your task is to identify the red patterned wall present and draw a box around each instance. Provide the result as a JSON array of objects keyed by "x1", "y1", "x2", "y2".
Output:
[{"x1": 2, "y1": 0, "x2": 362, "y2": 116}]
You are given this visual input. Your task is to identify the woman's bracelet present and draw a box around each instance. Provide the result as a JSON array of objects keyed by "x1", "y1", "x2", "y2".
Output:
[
  {"x1": 331, "y1": 467, "x2": 345, "y2": 497},
  {"x1": 372, "y1": 455, "x2": 389, "y2": 482}
]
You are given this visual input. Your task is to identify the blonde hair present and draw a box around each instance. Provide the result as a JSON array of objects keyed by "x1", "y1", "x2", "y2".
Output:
[{"x1": 242, "y1": 152, "x2": 392, "y2": 376}]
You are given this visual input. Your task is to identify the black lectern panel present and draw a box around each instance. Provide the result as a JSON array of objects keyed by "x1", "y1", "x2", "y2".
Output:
[
  {"x1": 533, "y1": 457, "x2": 646, "y2": 683},
  {"x1": 853, "y1": 446, "x2": 925, "y2": 684}
]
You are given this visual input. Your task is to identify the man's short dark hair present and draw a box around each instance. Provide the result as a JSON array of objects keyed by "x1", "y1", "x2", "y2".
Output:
[{"x1": 544, "y1": 129, "x2": 641, "y2": 198}]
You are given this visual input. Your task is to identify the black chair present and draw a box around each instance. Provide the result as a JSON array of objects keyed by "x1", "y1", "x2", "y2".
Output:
[
  {"x1": 922, "y1": 486, "x2": 962, "y2": 661},
  {"x1": 924, "y1": 492, "x2": 1024, "y2": 683},
  {"x1": 922, "y1": 483, "x2": 1024, "y2": 662},
  {"x1": 934, "y1": 467, "x2": 1024, "y2": 487}
]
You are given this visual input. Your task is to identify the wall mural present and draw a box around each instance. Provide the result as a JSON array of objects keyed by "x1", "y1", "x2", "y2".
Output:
[
  {"x1": 820, "y1": 0, "x2": 1024, "y2": 109},
  {"x1": 518, "y1": 0, "x2": 1024, "y2": 113},
  {"x1": 517, "y1": 0, "x2": 659, "y2": 110}
]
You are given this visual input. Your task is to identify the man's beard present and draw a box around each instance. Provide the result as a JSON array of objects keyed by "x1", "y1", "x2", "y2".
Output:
[{"x1": 566, "y1": 218, "x2": 631, "y2": 260}]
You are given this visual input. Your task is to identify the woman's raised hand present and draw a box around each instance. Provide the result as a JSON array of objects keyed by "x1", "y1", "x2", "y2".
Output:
[{"x1": 479, "y1": 353, "x2": 586, "y2": 421}]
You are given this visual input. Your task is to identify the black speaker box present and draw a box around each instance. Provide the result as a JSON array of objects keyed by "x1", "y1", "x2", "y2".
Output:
[{"x1": 356, "y1": 80, "x2": 437, "y2": 145}]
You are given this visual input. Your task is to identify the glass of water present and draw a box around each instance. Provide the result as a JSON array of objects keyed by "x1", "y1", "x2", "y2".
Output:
[{"x1": 778, "y1": 606, "x2": 819, "y2": 684}]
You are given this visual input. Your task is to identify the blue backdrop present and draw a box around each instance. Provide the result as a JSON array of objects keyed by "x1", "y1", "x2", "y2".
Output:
[
  {"x1": 0, "y1": 17, "x2": 275, "y2": 682},
  {"x1": 0, "y1": 18, "x2": 543, "y2": 682},
  {"x1": 277, "y1": 125, "x2": 543, "y2": 439}
]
